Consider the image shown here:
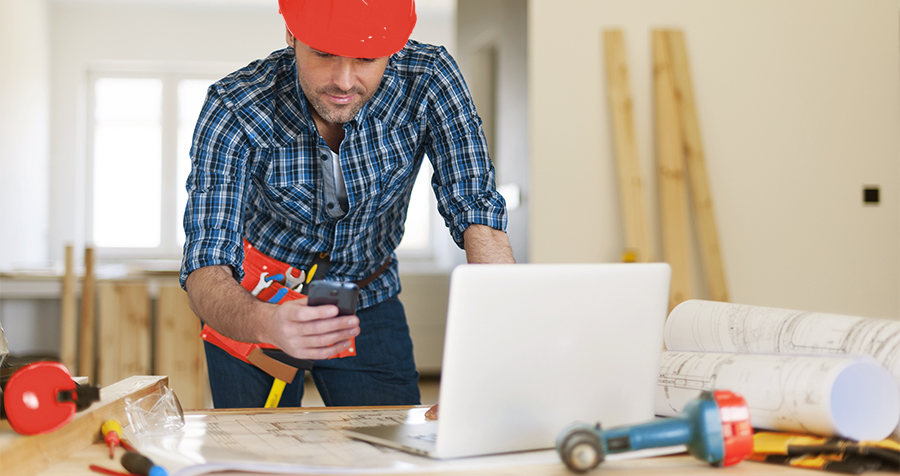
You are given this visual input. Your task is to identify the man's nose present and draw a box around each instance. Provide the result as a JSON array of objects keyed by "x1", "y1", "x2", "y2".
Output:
[{"x1": 332, "y1": 59, "x2": 355, "y2": 92}]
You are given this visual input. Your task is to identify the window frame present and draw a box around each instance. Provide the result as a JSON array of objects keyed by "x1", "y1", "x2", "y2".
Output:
[{"x1": 86, "y1": 69, "x2": 223, "y2": 260}]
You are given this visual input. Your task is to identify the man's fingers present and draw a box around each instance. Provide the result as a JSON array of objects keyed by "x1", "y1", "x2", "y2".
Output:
[
  {"x1": 274, "y1": 316, "x2": 360, "y2": 358},
  {"x1": 285, "y1": 300, "x2": 340, "y2": 321},
  {"x1": 266, "y1": 300, "x2": 361, "y2": 359},
  {"x1": 302, "y1": 324, "x2": 359, "y2": 348},
  {"x1": 295, "y1": 312, "x2": 359, "y2": 333},
  {"x1": 425, "y1": 403, "x2": 439, "y2": 420},
  {"x1": 278, "y1": 301, "x2": 359, "y2": 330},
  {"x1": 294, "y1": 338, "x2": 354, "y2": 360}
]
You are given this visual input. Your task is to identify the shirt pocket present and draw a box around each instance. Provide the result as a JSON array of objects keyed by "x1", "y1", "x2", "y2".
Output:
[
  {"x1": 261, "y1": 145, "x2": 319, "y2": 223},
  {"x1": 374, "y1": 123, "x2": 422, "y2": 212}
]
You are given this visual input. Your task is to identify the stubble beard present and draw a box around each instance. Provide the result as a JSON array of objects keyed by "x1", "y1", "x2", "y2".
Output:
[{"x1": 301, "y1": 79, "x2": 371, "y2": 125}]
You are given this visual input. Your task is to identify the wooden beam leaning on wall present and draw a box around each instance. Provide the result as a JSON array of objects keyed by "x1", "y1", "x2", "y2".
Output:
[
  {"x1": 60, "y1": 245, "x2": 78, "y2": 371},
  {"x1": 97, "y1": 281, "x2": 151, "y2": 387},
  {"x1": 664, "y1": 30, "x2": 729, "y2": 303},
  {"x1": 653, "y1": 30, "x2": 692, "y2": 311},
  {"x1": 603, "y1": 30, "x2": 654, "y2": 264},
  {"x1": 78, "y1": 247, "x2": 96, "y2": 381},
  {"x1": 156, "y1": 284, "x2": 211, "y2": 410}
]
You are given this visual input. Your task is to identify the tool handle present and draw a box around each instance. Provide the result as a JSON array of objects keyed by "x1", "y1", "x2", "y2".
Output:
[
  {"x1": 601, "y1": 417, "x2": 693, "y2": 453},
  {"x1": 102, "y1": 420, "x2": 123, "y2": 442},
  {"x1": 121, "y1": 452, "x2": 167, "y2": 476}
]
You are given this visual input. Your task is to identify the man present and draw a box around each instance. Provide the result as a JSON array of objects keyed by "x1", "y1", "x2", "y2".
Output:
[{"x1": 181, "y1": 0, "x2": 514, "y2": 409}]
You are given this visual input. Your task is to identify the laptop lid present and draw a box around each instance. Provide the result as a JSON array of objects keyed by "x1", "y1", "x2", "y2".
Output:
[{"x1": 432, "y1": 263, "x2": 671, "y2": 458}]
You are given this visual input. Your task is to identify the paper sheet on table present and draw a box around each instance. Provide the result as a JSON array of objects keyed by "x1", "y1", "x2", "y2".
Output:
[
  {"x1": 130, "y1": 408, "x2": 684, "y2": 476},
  {"x1": 659, "y1": 300, "x2": 900, "y2": 440}
]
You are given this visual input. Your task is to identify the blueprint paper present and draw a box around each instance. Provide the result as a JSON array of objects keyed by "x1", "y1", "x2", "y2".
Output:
[
  {"x1": 131, "y1": 408, "x2": 563, "y2": 475},
  {"x1": 130, "y1": 407, "x2": 682, "y2": 475},
  {"x1": 658, "y1": 300, "x2": 900, "y2": 440},
  {"x1": 656, "y1": 350, "x2": 898, "y2": 441}
]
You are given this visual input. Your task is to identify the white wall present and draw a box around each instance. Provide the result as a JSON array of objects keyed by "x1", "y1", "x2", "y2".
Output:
[
  {"x1": 457, "y1": 0, "x2": 529, "y2": 262},
  {"x1": 0, "y1": 0, "x2": 51, "y2": 270},
  {"x1": 529, "y1": 0, "x2": 900, "y2": 318}
]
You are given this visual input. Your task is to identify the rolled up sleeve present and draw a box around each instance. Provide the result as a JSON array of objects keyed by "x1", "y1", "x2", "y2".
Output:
[
  {"x1": 425, "y1": 48, "x2": 507, "y2": 248},
  {"x1": 180, "y1": 87, "x2": 252, "y2": 287}
]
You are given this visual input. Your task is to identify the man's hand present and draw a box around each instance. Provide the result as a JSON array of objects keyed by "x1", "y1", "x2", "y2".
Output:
[
  {"x1": 185, "y1": 265, "x2": 360, "y2": 360},
  {"x1": 265, "y1": 298, "x2": 360, "y2": 359}
]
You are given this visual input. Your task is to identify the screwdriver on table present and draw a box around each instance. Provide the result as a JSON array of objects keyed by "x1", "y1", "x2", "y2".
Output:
[
  {"x1": 122, "y1": 451, "x2": 168, "y2": 476},
  {"x1": 101, "y1": 420, "x2": 125, "y2": 459}
]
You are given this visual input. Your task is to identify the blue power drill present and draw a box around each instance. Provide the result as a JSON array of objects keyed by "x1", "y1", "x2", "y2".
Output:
[{"x1": 556, "y1": 390, "x2": 754, "y2": 472}]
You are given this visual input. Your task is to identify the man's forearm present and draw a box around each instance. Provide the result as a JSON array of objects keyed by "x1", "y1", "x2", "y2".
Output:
[
  {"x1": 184, "y1": 265, "x2": 273, "y2": 343},
  {"x1": 463, "y1": 224, "x2": 515, "y2": 264}
]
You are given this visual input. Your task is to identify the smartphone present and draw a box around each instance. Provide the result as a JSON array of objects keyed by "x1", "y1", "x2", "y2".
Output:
[{"x1": 306, "y1": 281, "x2": 359, "y2": 316}]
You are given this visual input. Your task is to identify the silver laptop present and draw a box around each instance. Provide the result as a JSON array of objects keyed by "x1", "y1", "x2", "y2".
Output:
[{"x1": 345, "y1": 263, "x2": 671, "y2": 459}]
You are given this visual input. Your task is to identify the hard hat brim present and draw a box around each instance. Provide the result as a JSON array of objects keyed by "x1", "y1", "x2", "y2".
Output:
[{"x1": 279, "y1": 0, "x2": 417, "y2": 58}]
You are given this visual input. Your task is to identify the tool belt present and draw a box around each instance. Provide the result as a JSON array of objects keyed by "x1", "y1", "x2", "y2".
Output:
[
  {"x1": 239, "y1": 238, "x2": 390, "y2": 310},
  {"x1": 202, "y1": 240, "x2": 390, "y2": 380}
]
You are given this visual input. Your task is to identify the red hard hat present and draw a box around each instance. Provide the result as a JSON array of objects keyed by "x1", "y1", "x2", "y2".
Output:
[{"x1": 279, "y1": 0, "x2": 417, "y2": 59}]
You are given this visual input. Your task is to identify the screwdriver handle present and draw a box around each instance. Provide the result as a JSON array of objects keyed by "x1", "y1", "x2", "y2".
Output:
[
  {"x1": 101, "y1": 420, "x2": 124, "y2": 459},
  {"x1": 121, "y1": 451, "x2": 167, "y2": 476}
]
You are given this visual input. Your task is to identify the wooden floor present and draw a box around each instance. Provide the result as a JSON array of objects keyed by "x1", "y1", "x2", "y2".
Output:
[{"x1": 302, "y1": 374, "x2": 440, "y2": 407}]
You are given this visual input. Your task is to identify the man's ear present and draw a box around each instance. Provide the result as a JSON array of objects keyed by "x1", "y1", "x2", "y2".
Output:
[{"x1": 285, "y1": 27, "x2": 295, "y2": 48}]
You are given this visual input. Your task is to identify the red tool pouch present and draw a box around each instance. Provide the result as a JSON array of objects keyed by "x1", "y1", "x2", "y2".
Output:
[{"x1": 238, "y1": 239, "x2": 355, "y2": 359}]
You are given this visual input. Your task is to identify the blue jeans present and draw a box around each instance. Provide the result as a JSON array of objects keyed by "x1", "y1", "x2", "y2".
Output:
[{"x1": 204, "y1": 296, "x2": 421, "y2": 408}]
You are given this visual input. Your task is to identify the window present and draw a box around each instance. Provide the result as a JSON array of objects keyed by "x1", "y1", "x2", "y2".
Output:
[
  {"x1": 396, "y1": 160, "x2": 433, "y2": 252},
  {"x1": 88, "y1": 73, "x2": 216, "y2": 258},
  {"x1": 87, "y1": 72, "x2": 451, "y2": 266},
  {"x1": 91, "y1": 77, "x2": 164, "y2": 249}
]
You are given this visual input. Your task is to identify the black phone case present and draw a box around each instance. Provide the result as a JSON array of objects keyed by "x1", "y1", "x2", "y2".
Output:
[{"x1": 306, "y1": 281, "x2": 360, "y2": 315}]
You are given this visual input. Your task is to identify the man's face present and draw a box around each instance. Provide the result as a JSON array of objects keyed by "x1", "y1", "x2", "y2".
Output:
[{"x1": 289, "y1": 33, "x2": 389, "y2": 125}]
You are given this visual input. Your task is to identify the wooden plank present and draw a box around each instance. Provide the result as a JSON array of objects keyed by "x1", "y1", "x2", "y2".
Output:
[
  {"x1": 77, "y1": 247, "x2": 95, "y2": 380},
  {"x1": 603, "y1": 30, "x2": 653, "y2": 263},
  {"x1": 155, "y1": 284, "x2": 211, "y2": 410},
  {"x1": 665, "y1": 30, "x2": 730, "y2": 303},
  {"x1": 60, "y1": 245, "x2": 78, "y2": 371},
  {"x1": 0, "y1": 376, "x2": 167, "y2": 476},
  {"x1": 97, "y1": 281, "x2": 151, "y2": 387},
  {"x1": 653, "y1": 30, "x2": 692, "y2": 311}
]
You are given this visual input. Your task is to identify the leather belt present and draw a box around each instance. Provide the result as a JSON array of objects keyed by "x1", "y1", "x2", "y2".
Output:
[{"x1": 353, "y1": 258, "x2": 391, "y2": 289}]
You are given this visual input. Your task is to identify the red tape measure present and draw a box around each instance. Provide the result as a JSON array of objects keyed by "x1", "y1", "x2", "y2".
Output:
[{"x1": 4, "y1": 362, "x2": 84, "y2": 435}]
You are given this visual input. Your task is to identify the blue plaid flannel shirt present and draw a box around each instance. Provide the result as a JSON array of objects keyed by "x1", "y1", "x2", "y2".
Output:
[{"x1": 181, "y1": 41, "x2": 507, "y2": 309}]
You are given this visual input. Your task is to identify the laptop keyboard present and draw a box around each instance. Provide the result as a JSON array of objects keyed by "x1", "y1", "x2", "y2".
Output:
[{"x1": 411, "y1": 433, "x2": 437, "y2": 443}]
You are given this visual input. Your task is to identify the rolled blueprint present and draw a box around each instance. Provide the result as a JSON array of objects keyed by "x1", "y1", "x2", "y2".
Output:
[
  {"x1": 655, "y1": 350, "x2": 900, "y2": 441},
  {"x1": 661, "y1": 300, "x2": 900, "y2": 440}
]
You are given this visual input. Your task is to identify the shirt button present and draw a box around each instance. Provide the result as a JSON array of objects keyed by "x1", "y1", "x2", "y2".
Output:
[
  {"x1": 326, "y1": 202, "x2": 335, "y2": 209},
  {"x1": 320, "y1": 153, "x2": 329, "y2": 161}
]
